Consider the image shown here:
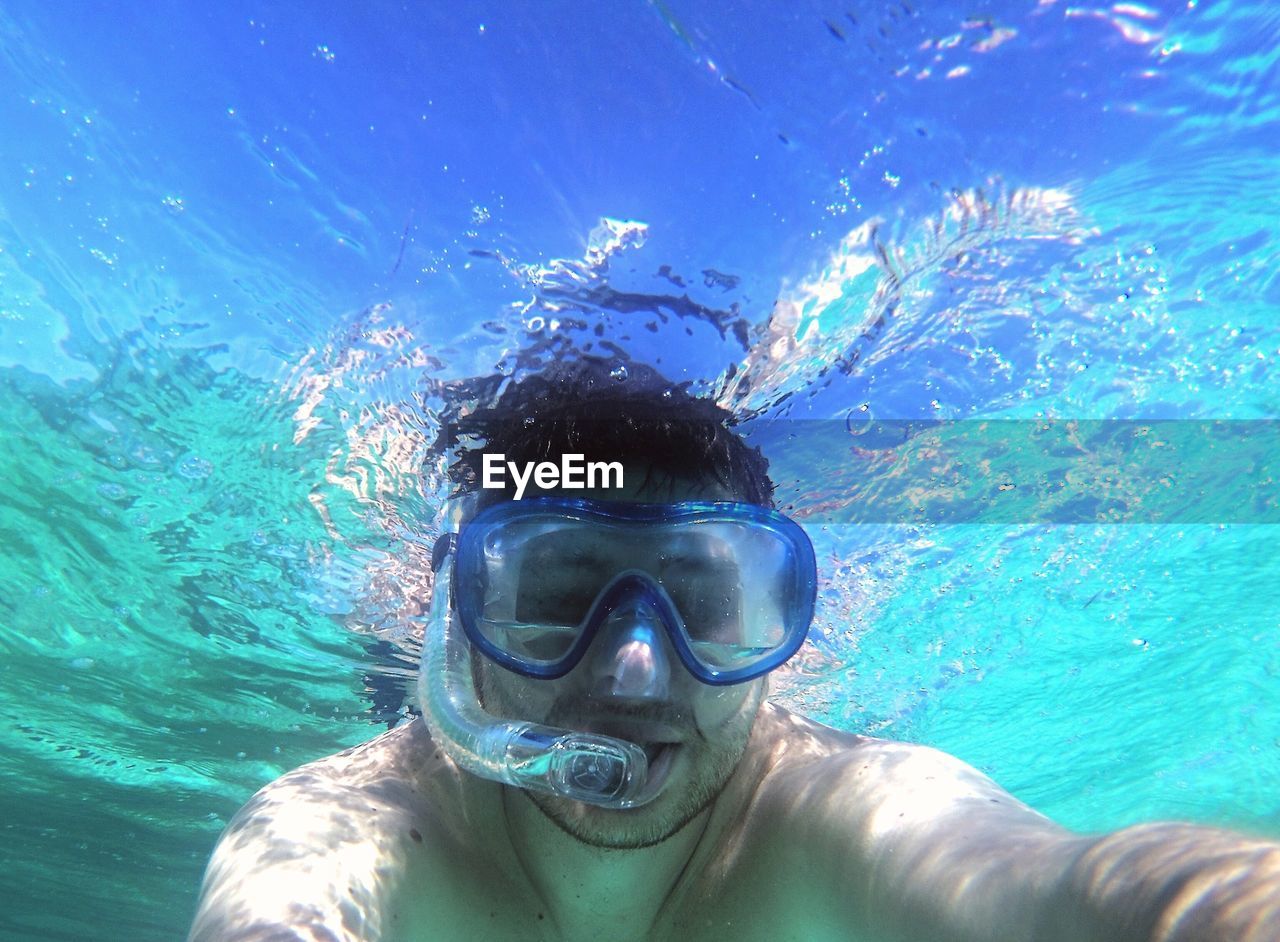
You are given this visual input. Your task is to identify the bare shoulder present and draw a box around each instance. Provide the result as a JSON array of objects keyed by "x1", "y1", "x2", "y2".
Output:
[
  {"x1": 754, "y1": 701, "x2": 1048, "y2": 819},
  {"x1": 213, "y1": 719, "x2": 458, "y2": 856},
  {"x1": 735, "y1": 704, "x2": 1087, "y2": 941},
  {"x1": 187, "y1": 720, "x2": 460, "y2": 942}
]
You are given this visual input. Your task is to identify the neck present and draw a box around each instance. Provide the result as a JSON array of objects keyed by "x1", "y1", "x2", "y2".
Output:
[{"x1": 500, "y1": 786, "x2": 714, "y2": 940}]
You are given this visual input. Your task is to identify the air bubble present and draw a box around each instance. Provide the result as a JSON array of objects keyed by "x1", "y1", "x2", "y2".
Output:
[
  {"x1": 609, "y1": 364, "x2": 628, "y2": 382},
  {"x1": 176, "y1": 455, "x2": 213, "y2": 480}
]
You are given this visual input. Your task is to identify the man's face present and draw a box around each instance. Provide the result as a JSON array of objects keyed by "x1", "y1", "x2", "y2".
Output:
[{"x1": 471, "y1": 470, "x2": 769, "y2": 849}]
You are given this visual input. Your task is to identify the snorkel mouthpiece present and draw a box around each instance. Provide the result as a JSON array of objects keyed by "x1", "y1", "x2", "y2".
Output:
[
  {"x1": 479, "y1": 723, "x2": 648, "y2": 805},
  {"x1": 419, "y1": 555, "x2": 658, "y2": 809}
]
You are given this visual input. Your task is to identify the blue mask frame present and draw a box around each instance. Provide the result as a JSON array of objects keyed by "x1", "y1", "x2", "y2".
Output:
[{"x1": 435, "y1": 497, "x2": 818, "y2": 686}]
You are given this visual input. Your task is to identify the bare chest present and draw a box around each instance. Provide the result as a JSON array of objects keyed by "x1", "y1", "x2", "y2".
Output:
[
  {"x1": 386, "y1": 846, "x2": 880, "y2": 942},
  {"x1": 388, "y1": 897, "x2": 870, "y2": 942}
]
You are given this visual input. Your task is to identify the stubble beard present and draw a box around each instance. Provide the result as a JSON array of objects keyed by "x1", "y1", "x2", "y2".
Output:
[{"x1": 477, "y1": 663, "x2": 764, "y2": 850}]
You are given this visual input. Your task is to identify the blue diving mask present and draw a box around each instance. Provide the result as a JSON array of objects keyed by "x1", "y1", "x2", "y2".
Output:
[{"x1": 439, "y1": 497, "x2": 818, "y2": 685}]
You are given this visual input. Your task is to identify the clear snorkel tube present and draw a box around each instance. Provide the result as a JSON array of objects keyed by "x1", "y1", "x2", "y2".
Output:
[{"x1": 416, "y1": 509, "x2": 657, "y2": 809}]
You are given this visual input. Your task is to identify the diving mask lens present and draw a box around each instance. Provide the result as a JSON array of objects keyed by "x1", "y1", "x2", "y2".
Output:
[{"x1": 451, "y1": 498, "x2": 817, "y2": 684}]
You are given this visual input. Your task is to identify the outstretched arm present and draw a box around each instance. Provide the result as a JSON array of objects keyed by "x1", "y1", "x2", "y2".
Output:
[
  {"x1": 799, "y1": 738, "x2": 1280, "y2": 941},
  {"x1": 1061, "y1": 820, "x2": 1280, "y2": 940}
]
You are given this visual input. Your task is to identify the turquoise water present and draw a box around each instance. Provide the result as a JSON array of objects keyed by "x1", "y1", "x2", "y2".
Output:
[{"x1": 2, "y1": 2, "x2": 1279, "y2": 940}]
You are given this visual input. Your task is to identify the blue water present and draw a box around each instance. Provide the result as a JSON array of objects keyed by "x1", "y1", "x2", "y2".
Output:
[{"x1": 2, "y1": 2, "x2": 1279, "y2": 940}]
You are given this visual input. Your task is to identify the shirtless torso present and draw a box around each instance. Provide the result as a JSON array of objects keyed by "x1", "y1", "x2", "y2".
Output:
[{"x1": 189, "y1": 702, "x2": 1136, "y2": 942}]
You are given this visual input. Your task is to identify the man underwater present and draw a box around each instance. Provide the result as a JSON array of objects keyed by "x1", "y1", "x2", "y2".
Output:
[{"x1": 189, "y1": 363, "x2": 1280, "y2": 941}]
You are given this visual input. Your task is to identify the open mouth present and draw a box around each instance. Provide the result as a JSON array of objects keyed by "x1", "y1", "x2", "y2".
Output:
[{"x1": 640, "y1": 741, "x2": 678, "y2": 791}]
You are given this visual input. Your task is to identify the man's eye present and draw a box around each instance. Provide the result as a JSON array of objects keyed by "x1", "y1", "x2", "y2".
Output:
[
  {"x1": 517, "y1": 585, "x2": 595, "y2": 625},
  {"x1": 677, "y1": 557, "x2": 761, "y2": 655},
  {"x1": 670, "y1": 583, "x2": 742, "y2": 641}
]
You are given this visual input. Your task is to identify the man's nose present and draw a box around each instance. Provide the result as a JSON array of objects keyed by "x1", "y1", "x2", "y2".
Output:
[{"x1": 586, "y1": 600, "x2": 673, "y2": 701}]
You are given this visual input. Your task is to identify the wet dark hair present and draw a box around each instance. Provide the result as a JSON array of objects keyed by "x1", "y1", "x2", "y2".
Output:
[{"x1": 441, "y1": 359, "x2": 774, "y2": 507}]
